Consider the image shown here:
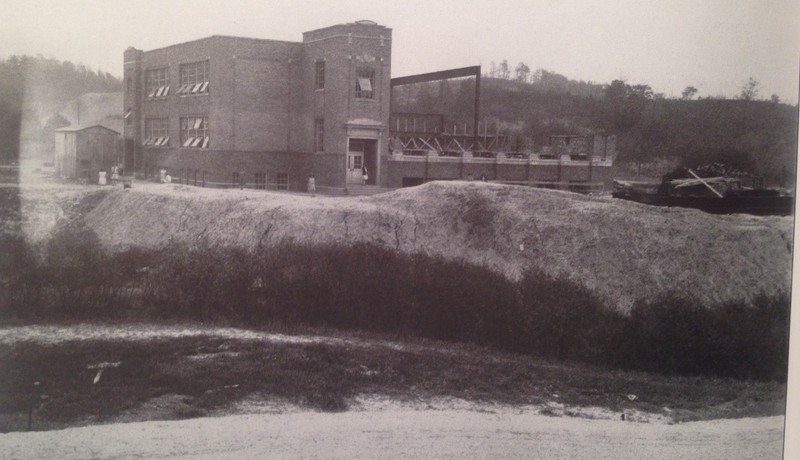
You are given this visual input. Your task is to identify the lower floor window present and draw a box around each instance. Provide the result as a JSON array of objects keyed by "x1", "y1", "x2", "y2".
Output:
[
  {"x1": 180, "y1": 117, "x2": 209, "y2": 148},
  {"x1": 255, "y1": 172, "x2": 266, "y2": 190},
  {"x1": 277, "y1": 173, "x2": 288, "y2": 190},
  {"x1": 232, "y1": 171, "x2": 241, "y2": 187}
]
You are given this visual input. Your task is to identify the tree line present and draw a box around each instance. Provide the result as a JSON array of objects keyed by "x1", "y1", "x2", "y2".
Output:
[
  {"x1": 0, "y1": 55, "x2": 122, "y2": 164},
  {"x1": 393, "y1": 67, "x2": 797, "y2": 186}
]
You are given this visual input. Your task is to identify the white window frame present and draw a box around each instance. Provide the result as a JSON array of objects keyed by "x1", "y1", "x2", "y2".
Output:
[
  {"x1": 180, "y1": 116, "x2": 209, "y2": 149},
  {"x1": 145, "y1": 67, "x2": 169, "y2": 99},
  {"x1": 144, "y1": 118, "x2": 169, "y2": 146},
  {"x1": 179, "y1": 60, "x2": 210, "y2": 95}
]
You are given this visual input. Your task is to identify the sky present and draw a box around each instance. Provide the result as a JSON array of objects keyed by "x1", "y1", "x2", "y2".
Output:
[{"x1": 1, "y1": 0, "x2": 799, "y2": 102}]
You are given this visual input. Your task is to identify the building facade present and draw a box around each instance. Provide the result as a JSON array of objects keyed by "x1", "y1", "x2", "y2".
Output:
[
  {"x1": 124, "y1": 20, "x2": 391, "y2": 192},
  {"x1": 123, "y1": 20, "x2": 613, "y2": 193}
]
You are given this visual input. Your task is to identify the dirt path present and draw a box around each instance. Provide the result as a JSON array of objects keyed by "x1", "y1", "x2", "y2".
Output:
[
  {"x1": 0, "y1": 409, "x2": 784, "y2": 459},
  {"x1": 0, "y1": 324, "x2": 788, "y2": 458}
]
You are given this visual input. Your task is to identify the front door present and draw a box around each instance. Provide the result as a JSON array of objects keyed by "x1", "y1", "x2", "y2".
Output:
[{"x1": 347, "y1": 140, "x2": 365, "y2": 185}]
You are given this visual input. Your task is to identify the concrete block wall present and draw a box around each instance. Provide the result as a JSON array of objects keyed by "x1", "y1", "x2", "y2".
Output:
[{"x1": 387, "y1": 156, "x2": 614, "y2": 190}]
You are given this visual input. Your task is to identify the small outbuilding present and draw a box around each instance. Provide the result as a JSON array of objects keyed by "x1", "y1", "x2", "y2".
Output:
[{"x1": 54, "y1": 125, "x2": 121, "y2": 182}]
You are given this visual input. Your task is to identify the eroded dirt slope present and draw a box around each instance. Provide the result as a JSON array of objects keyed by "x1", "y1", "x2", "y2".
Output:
[{"x1": 75, "y1": 181, "x2": 793, "y2": 310}]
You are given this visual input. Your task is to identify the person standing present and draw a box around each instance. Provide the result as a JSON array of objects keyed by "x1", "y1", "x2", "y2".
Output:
[
  {"x1": 362, "y1": 165, "x2": 368, "y2": 185},
  {"x1": 307, "y1": 174, "x2": 316, "y2": 196}
]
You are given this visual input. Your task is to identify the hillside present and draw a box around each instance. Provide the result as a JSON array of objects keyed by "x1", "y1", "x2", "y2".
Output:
[
  {"x1": 0, "y1": 55, "x2": 122, "y2": 163},
  {"x1": 393, "y1": 76, "x2": 798, "y2": 186},
  {"x1": 44, "y1": 181, "x2": 792, "y2": 311}
]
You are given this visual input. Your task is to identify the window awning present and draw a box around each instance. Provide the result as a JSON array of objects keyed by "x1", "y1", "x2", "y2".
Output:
[{"x1": 357, "y1": 77, "x2": 372, "y2": 92}]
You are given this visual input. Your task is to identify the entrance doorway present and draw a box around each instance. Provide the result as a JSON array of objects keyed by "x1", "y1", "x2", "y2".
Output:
[{"x1": 347, "y1": 139, "x2": 376, "y2": 185}]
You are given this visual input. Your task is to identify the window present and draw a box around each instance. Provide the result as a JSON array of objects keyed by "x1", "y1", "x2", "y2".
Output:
[
  {"x1": 314, "y1": 118, "x2": 324, "y2": 152},
  {"x1": 277, "y1": 173, "x2": 288, "y2": 190},
  {"x1": 180, "y1": 117, "x2": 209, "y2": 148},
  {"x1": 255, "y1": 172, "x2": 266, "y2": 190},
  {"x1": 355, "y1": 69, "x2": 374, "y2": 99},
  {"x1": 178, "y1": 60, "x2": 210, "y2": 95},
  {"x1": 232, "y1": 172, "x2": 241, "y2": 187},
  {"x1": 315, "y1": 60, "x2": 325, "y2": 90},
  {"x1": 143, "y1": 118, "x2": 169, "y2": 146},
  {"x1": 145, "y1": 68, "x2": 169, "y2": 98}
]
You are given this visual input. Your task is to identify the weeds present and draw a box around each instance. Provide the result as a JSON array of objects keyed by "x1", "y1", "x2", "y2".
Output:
[{"x1": 0, "y1": 228, "x2": 790, "y2": 382}]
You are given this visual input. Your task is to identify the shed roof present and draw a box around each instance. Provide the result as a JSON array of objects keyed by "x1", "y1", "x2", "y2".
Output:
[{"x1": 55, "y1": 124, "x2": 121, "y2": 135}]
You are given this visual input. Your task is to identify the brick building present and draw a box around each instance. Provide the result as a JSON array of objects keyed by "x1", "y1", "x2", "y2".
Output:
[
  {"x1": 124, "y1": 20, "x2": 390, "y2": 192},
  {"x1": 123, "y1": 20, "x2": 613, "y2": 193}
]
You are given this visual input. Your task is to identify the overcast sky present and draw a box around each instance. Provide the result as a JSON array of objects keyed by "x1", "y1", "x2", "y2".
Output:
[{"x1": 2, "y1": 0, "x2": 798, "y2": 102}]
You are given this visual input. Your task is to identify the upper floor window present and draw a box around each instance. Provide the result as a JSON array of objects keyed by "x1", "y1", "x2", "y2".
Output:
[
  {"x1": 178, "y1": 60, "x2": 209, "y2": 95},
  {"x1": 143, "y1": 118, "x2": 169, "y2": 146},
  {"x1": 145, "y1": 68, "x2": 169, "y2": 98},
  {"x1": 355, "y1": 68, "x2": 374, "y2": 99},
  {"x1": 180, "y1": 116, "x2": 209, "y2": 148},
  {"x1": 314, "y1": 118, "x2": 324, "y2": 152},
  {"x1": 315, "y1": 60, "x2": 325, "y2": 90}
]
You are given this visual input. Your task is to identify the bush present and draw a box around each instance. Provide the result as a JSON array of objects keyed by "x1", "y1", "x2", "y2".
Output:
[
  {"x1": 0, "y1": 234, "x2": 790, "y2": 382},
  {"x1": 517, "y1": 269, "x2": 624, "y2": 361},
  {"x1": 614, "y1": 293, "x2": 791, "y2": 381}
]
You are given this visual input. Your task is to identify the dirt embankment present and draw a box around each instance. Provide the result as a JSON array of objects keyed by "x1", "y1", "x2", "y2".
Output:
[{"x1": 65, "y1": 181, "x2": 792, "y2": 311}]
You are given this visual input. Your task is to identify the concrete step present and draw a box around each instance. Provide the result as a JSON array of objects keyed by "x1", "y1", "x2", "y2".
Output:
[{"x1": 346, "y1": 184, "x2": 393, "y2": 196}]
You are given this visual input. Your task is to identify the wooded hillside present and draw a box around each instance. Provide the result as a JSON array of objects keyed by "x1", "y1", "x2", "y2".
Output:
[
  {"x1": 393, "y1": 71, "x2": 798, "y2": 187},
  {"x1": 0, "y1": 55, "x2": 121, "y2": 164}
]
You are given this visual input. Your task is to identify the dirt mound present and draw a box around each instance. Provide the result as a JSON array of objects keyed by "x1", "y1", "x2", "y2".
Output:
[{"x1": 80, "y1": 181, "x2": 792, "y2": 310}]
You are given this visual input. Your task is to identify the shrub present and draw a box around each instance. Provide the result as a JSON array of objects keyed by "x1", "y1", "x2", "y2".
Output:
[
  {"x1": 614, "y1": 293, "x2": 790, "y2": 381},
  {"x1": 517, "y1": 268, "x2": 623, "y2": 361},
  {"x1": 0, "y1": 234, "x2": 42, "y2": 318},
  {"x1": 1, "y1": 234, "x2": 790, "y2": 382}
]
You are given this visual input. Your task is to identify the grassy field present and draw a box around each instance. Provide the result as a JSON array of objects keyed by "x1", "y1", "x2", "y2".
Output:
[{"x1": 0, "y1": 324, "x2": 787, "y2": 433}]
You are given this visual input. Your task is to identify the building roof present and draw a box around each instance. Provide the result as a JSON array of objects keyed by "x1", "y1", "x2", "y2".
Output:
[
  {"x1": 55, "y1": 124, "x2": 121, "y2": 134},
  {"x1": 50, "y1": 92, "x2": 124, "y2": 134}
]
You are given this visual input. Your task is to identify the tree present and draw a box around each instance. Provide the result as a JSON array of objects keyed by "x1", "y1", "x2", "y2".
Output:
[
  {"x1": 498, "y1": 60, "x2": 510, "y2": 80},
  {"x1": 514, "y1": 62, "x2": 530, "y2": 82},
  {"x1": 739, "y1": 77, "x2": 760, "y2": 101},
  {"x1": 681, "y1": 86, "x2": 698, "y2": 100},
  {"x1": 770, "y1": 94, "x2": 781, "y2": 104}
]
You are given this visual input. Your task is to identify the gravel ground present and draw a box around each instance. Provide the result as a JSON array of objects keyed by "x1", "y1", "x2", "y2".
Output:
[{"x1": 0, "y1": 409, "x2": 785, "y2": 459}]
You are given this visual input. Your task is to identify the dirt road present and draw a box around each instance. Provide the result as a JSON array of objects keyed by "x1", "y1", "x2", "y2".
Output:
[
  {"x1": 0, "y1": 409, "x2": 784, "y2": 459},
  {"x1": 0, "y1": 324, "x2": 788, "y2": 458}
]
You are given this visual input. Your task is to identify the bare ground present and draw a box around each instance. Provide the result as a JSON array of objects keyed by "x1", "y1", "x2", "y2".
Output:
[
  {"x1": 0, "y1": 406, "x2": 784, "y2": 459},
  {"x1": 0, "y1": 322, "x2": 788, "y2": 459}
]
